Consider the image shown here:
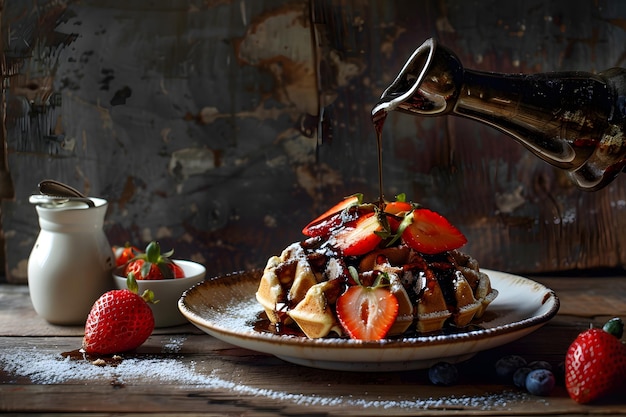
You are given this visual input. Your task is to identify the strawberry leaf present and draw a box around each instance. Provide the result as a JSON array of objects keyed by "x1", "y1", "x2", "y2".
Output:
[
  {"x1": 603, "y1": 317, "x2": 624, "y2": 338},
  {"x1": 126, "y1": 272, "x2": 139, "y2": 294},
  {"x1": 347, "y1": 266, "x2": 361, "y2": 286},
  {"x1": 145, "y1": 241, "x2": 161, "y2": 263},
  {"x1": 141, "y1": 289, "x2": 158, "y2": 304},
  {"x1": 140, "y1": 261, "x2": 153, "y2": 278},
  {"x1": 386, "y1": 210, "x2": 414, "y2": 247},
  {"x1": 371, "y1": 271, "x2": 391, "y2": 288},
  {"x1": 157, "y1": 262, "x2": 175, "y2": 279}
]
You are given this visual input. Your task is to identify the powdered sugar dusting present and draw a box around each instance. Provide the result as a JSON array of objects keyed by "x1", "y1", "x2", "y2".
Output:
[
  {"x1": 161, "y1": 336, "x2": 187, "y2": 353},
  {"x1": 0, "y1": 347, "x2": 546, "y2": 411},
  {"x1": 217, "y1": 298, "x2": 261, "y2": 333}
]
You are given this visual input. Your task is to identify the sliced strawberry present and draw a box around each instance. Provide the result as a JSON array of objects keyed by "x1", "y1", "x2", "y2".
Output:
[
  {"x1": 400, "y1": 208, "x2": 467, "y2": 255},
  {"x1": 384, "y1": 201, "x2": 413, "y2": 216},
  {"x1": 302, "y1": 211, "x2": 345, "y2": 238},
  {"x1": 302, "y1": 194, "x2": 362, "y2": 237},
  {"x1": 332, "y1": 211, "x2": 385, "y2": 256},
  {"x1": 336, "y1": 280, "x2": 399, "y2": 341}
]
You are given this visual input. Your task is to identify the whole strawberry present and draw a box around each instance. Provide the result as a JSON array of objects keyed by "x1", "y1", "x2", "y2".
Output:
[
  {"x1": 82, "y1": 274, "x2": 156, "y2": 355},
  {"x1": 125, "y1": 241, "x2": 185, "y2": 280},
  {"x1": 112, "y1": 243, "x2": 142, "y2": 267},
  {"x1": 565, "y1": 317, "x2": 626, "y2": 404}
]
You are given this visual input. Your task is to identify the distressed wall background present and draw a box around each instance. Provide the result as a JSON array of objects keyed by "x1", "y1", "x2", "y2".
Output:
[{"x1": 2, "y1": 0, "x2": 626, "y2": 284}]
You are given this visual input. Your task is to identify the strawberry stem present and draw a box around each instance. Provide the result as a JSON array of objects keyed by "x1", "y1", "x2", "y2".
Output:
[
  {"x1": 141, "y1": 289, "x2": 158, "y2": 304},
  {"x1": 371, "y1": 271, "x2": 391, "y2": 288},
  {"x1": 386, "y1": 210, "x2": 414, "y2": 247}
]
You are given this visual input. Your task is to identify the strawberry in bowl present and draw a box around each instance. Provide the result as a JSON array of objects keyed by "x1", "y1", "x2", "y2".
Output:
[
  {"x1": 124, "y1": 241, "x2": 186, "y2": 280},
  {"x1": 112, "y1": 243, "x2": 142, "y2": 267},
  {"x1": 112, "y1": 241, "x2": 206, "y2": 327}
]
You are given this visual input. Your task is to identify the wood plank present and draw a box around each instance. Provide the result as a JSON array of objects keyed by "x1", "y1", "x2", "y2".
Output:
[
  {"x1": 1, "y1": 333, "x2": 625, "y2": 415},
  {"x1": 1, "y1": 277, "x2": 625, "y2": 415}
]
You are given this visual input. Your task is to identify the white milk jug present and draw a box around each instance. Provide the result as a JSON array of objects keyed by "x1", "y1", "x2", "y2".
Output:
[{"x1": 28, "y1": 197, "x2": 115, "y2": 325}]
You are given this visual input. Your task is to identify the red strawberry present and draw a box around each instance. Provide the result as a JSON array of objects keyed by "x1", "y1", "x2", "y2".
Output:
[
  {"x1": 302, "y1": 194, "x2": 362, "y2": 237},
  {"x1": 398, "y1": 208, "x2": 467, "y2": 255},
  {"x1": 302, "y1": 210, "x2": 346, "y2": 238},
  {"x1": 125, "y1": 241, "x2": 185, "y2": 280},
  {"x1": 384, "y1": 201, "x2": 413, "y2": 216},
  {"x1": 336, "y1": 272, "x2": 399, "y2": 341},
  {"x1": 113, "y1": 243, "x2": 142, "y2": 267},
  {"x1": 565, "y1": 318, "x2": 626, "y2": 404},
  {"x1": 332, "y1": 211, "x2": 387, "y2": 256},
  {"x1": 82, "y1": 274, "x2": 156, "y2": 355},
  {"x1": 126, "y1": 259, "x2": 185, "y2": 280}
]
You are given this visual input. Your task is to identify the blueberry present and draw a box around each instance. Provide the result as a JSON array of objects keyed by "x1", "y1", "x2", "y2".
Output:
[
  {"x1": 495, "y1": 355, "x2": 527, "y2": 380},
  {"x1": 525, "y1": 369, "x2": 555, "y2": 396},
  {"x1": 428, "y1": 361, "x2": 458, "y2": 386},
  {"x1": 513, "y1": 367, "x2": 532, "y2": 389},
  {"x1": 528, "y1": 360, "x2": 552, "y2": 371}
]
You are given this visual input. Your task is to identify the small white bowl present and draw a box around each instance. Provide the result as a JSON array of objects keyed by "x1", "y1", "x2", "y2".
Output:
[{"x1": 113, "y1": 260, "x2": 206, "y2": 327}]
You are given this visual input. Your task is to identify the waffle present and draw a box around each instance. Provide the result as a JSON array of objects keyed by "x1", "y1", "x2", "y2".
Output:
[{"x1": 256, "y1": 238, "x2": 498, "y2": 339}]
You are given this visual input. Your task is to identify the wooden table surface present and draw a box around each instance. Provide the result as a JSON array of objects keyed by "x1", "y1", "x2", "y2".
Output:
[{"x1": 1, "y1": 273, "x2": 625, "y2": 416}]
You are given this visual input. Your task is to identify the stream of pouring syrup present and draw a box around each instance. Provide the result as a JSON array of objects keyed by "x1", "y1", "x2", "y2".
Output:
[{"x1": 372, "y1": 108, "x2": 387, "y2": 208}]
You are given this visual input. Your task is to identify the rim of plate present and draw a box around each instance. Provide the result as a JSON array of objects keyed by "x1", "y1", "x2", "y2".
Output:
[{"x1": 179, "y1": 268, "x2": 560, "y2": 349}]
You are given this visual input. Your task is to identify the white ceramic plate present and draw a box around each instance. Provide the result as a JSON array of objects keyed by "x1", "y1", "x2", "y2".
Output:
[{"x1": 179, "y1": 269, "x2": 559, "y2": 372}]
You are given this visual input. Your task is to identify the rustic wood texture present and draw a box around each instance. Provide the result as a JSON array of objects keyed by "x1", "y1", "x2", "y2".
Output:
[
  {"x1": 4, "y1": 1, "x2": 626, "y2": 286},
  {"x1": 1, "y1": 275, "x2": 625, "y2": 416}
]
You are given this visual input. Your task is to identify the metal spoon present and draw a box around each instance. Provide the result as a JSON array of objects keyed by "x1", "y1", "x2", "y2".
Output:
[
  {"x1": 38, "y1": 179, "x2": 87, "y2": 198},
  {"x1": 31, "y1": 179, "x2": 95, "y2": 208}
]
